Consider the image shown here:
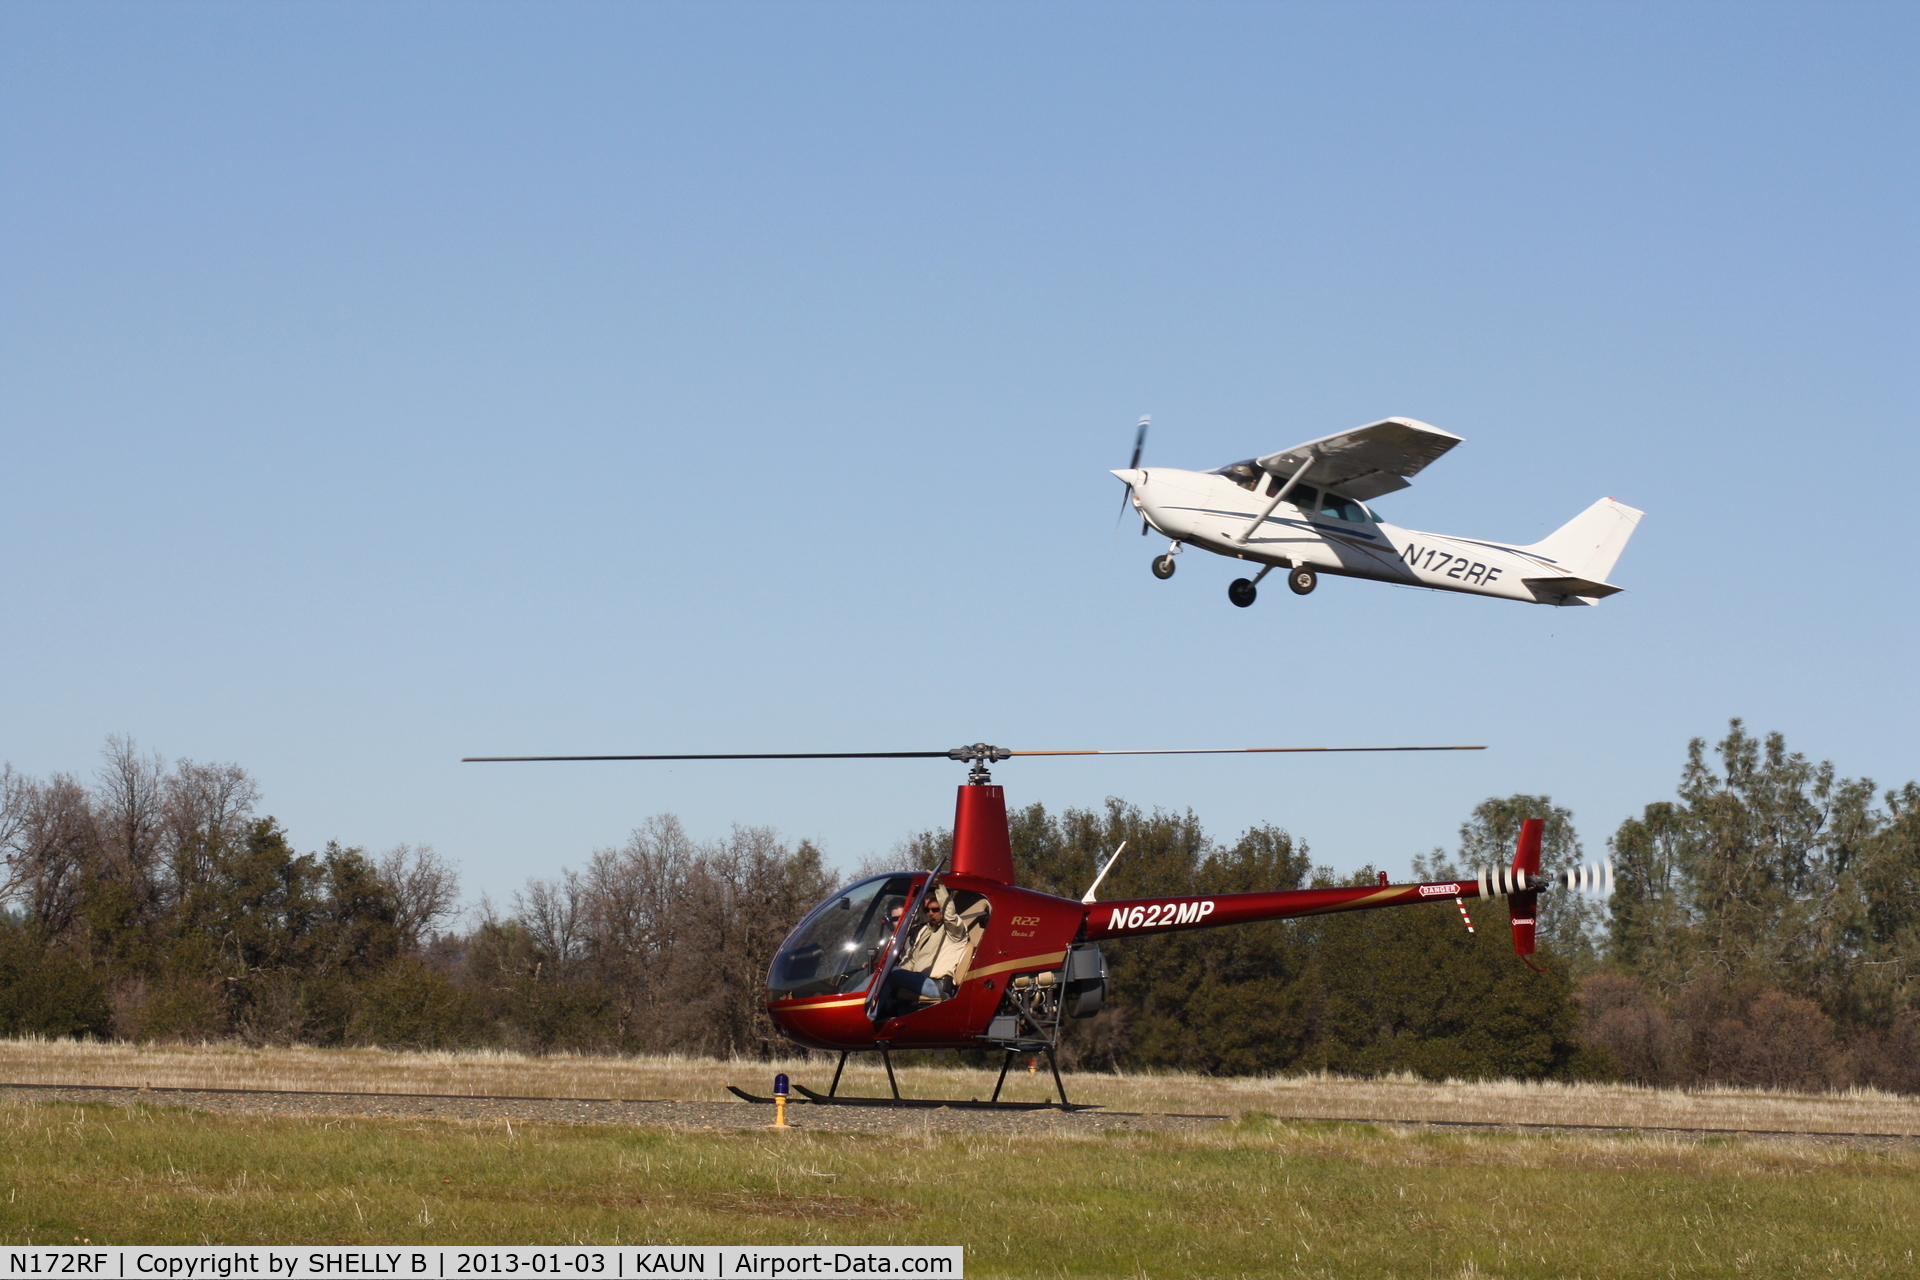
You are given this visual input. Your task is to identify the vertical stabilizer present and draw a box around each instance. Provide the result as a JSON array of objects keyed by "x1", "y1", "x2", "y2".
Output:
[{"x1": 1522, "y1": 498, "x2": 1644, "y2": 583}]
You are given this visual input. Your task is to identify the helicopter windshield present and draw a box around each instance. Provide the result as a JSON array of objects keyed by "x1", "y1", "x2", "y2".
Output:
[{"x1": 768, "y1": 874, "x2": 916, "y2": 1000}]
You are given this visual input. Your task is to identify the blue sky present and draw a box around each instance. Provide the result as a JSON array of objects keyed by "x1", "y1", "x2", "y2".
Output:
[{"x1": 4, "y1": 2, "x2": 1914, "y2": 907}]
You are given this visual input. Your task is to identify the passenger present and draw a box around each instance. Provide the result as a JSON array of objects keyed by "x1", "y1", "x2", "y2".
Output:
[{"x1": 884, "y1": 889, "x2": 986, "y2": 1005}]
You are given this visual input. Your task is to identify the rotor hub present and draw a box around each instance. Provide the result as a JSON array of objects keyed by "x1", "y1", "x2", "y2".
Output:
[{"x1": 948, "y1": 742, "x2": 1012, "y2": 784}]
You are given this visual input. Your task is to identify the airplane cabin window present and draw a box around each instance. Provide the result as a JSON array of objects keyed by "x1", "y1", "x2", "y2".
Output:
[
  {"x1": 1285, "y1": 484, "x2": 1320, "y2": 510},
  {"x1": 1319, "y1": 494, "x2": 1369, "y2": 522}
]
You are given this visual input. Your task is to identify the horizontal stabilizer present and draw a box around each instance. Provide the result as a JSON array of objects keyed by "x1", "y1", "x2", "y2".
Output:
[{"x1": 1523, "y1": 576, "x2": 1623, "y2": 601}]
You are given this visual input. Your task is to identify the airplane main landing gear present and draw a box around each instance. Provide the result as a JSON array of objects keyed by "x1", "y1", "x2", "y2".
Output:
[
  {"x1": 1152, "y1": 554, "x2": 1176, "y2": 580},
  {"x1": 1288, "y1": 567, "x2": 1318, "y2": 595},
  {"x1": 1227, "y1": 563, "x2": 1275, "y2": 608}
]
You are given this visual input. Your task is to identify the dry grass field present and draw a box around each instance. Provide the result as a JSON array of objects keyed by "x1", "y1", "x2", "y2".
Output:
[
  {"x1": 3, "y1": 1041, "x2": 1919, "y2": 1274},
  {"x1": 2, "y1": 1094, "x2": 1917, "y2": 1276},
  {"x1": 2, "y1": 1037, "x2": 1916, "y2": 1137}
]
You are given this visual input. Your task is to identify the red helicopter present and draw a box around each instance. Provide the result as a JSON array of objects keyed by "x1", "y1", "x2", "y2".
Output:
[{"x1": 465, "y1": 741, "x2": 1611, "y2": 1110}]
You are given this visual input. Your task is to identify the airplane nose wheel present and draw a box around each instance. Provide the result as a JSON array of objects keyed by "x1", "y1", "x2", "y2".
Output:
[
  {"x1": 1288, "y1": 567, "x2": 1318, "y2": 595},
  {"x1": 1151, "y1": 554, "x2": 1177, "y2": 580}
]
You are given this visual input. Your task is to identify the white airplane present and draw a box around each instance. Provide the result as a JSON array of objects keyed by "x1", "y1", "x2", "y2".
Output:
[{"x1": 1111, "y1": 416, "x2": 1643, "y2": 608}]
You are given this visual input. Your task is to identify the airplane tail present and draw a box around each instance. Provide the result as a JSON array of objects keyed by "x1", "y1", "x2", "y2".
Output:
[{"x1": 1522, "y1": 497, "x2": 1644, "y2": 583}]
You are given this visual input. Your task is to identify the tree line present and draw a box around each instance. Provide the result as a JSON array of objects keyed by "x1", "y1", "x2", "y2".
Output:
[{"x1": 1, "y1": 724, "x2": 1915, "y2": 1091}]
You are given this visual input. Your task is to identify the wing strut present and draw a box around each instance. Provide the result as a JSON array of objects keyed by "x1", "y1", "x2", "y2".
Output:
[{"x1": 1233, "y1": 451, "x2": 1316, "y2": 545}]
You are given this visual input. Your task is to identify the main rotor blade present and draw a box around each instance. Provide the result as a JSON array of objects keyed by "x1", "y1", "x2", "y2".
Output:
[
  {"x1": 463, "y1": 745, "x2": 1485, "y2": 762},
  {"x1": 1008, "y1": 746, "x2": 1485, "y2": 756},
  {"x1": 462, "y1": 751, "x2": 955, "y2": 762}
]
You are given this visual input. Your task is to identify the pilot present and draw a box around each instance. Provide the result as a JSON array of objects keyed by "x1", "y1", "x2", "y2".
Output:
[
  {"x1": 867, "y1": 903, "x2": 907, "y2": 973},
  {"x1": 884, "y1": 889, "x2": 986, "y2": 1004}
]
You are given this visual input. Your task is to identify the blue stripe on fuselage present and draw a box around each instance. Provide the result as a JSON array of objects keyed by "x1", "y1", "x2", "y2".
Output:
[{"x1": 1164, "y1": 506, "x2": 1381, "y2": 541}]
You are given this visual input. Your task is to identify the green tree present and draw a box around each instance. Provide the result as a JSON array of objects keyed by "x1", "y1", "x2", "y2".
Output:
[
  {"x1": 1011, "y1": 800, "x2": 1319, "y2": 1072},
  {"x1": 0, "y1": 915, "x2": 112, "y2": 1039},
  {"x1": 1451, "y1": 794, "x2": 1601, "y2": 972},
  {"x1": 1304, "y1": 868, "x2": 1596, "y2": 1081},
  {"x1": 1608, "y1": 800, "x2": 1692, "y2": 991},
  {"x1": 1607, "y1": 720, "x2": 1912, "y2": 1027}
]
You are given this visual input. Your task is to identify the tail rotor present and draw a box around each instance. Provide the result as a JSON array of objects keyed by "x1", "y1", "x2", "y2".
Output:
[
  {"x1": 1468, "y1": 818, "x2": 1614, "y2": 969},
  {"x1": 1557, "y1": 859, "x2": 1615, "y2": 895}
]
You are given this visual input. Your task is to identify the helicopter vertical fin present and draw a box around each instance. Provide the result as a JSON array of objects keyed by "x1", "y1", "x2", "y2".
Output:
[
  {"x1": 952, "y1": 784, "x2": 1015, "y2": 884},
  {"x1": 1508, "y1": 818, "x2": 1543, "y2": 968}
]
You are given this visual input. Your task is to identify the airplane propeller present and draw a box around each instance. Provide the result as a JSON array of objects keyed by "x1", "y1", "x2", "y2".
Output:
[{"x1": 1116, "y1": 415, "x2": 1150, "y2": 533}]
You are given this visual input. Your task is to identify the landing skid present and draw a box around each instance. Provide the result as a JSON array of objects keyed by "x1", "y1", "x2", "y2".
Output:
[
  {"x1": 793, "y1": 1083, "x2": 1096, "y2": 1112},
  {"x1": 729, "y1": 1046, "x2": 1092, "y2": 1112}
]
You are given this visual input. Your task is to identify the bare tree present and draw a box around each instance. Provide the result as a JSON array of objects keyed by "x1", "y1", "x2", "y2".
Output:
[
  {"x1": 509, "y1": 815, "x2": 830, "y2": 1056},
  {"x1": 659, "y1": 824, "x2": 830, "y2": 1058},
  {"x1": 0, "y1": 764, "x2": 31, "y2": 905},
  {"x1": 518, "y1": 870, "x2": 588, "y2": 975},
  {"x1": 378, "y1": 843, "x2": 460, "y2": 950},
  {"x1": 575, "y1": 814, "x2": 698, "y2": 1042},
  {"x1": 161, "y1": 759, "x2": 260, "y2": 894},
  {"x1": 94, "y1": 736, "x2": 166, "y2": 913},
  {"x1": 7, "y1": 774, "x2": 103, "y2": 937}
]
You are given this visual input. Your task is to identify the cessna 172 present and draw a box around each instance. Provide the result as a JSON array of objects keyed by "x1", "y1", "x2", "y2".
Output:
[{"x1": 1112, "y1": 416, "x2": 1643, "y2": 608}]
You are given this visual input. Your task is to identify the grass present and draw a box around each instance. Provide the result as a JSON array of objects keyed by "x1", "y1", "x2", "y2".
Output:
[
  {"x1": 3, "y1": 1038, "x2": 1918, "y2": 1137},
  {"x1": 2, "y1": 1097, "x2": 1918, "y2": 1277}
]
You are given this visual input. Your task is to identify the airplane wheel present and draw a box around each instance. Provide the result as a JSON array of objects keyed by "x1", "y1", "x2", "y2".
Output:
[
  {"x1": 1151, "y1": 555, "x2": 1176, "y2": 580},
  {"x1": 1228, "y1": 578, "x2": 1257, "y2": 608},
  {"x1": 1288, "y1": 567, "x2": 1318, "y2": 596}
]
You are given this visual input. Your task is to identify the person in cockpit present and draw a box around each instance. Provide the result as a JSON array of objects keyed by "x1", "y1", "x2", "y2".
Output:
[{"x1": 884, "y1": 888, "x2": 986, "y2": 1005}]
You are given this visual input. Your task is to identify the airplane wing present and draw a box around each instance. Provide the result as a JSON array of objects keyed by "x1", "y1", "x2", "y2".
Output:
[{"x1": 1255, "y1": 417, "x2": 1462, "y2": 501}]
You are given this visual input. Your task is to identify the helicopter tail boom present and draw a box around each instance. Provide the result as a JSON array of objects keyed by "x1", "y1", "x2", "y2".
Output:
[
  {"x1": 1084, "y1": 880, "x2": 1492, "y2": 940},
  {"x1": 1085, "y1": 818, "x2": 1606, "y2": 950}
]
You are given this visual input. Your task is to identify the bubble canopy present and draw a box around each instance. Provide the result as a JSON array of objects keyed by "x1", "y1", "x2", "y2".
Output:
[{"x1": 768, "y1": 873, "x2": 917, "y2": 1000}]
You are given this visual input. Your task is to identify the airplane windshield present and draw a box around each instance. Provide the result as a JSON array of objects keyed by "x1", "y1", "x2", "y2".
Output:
[
  {"x1": 767, "y1": 874, "x2": 916, "y2": 1000},
  {"x1": 1208, "y1": 461, "x2": 1261, "y2": 492}
]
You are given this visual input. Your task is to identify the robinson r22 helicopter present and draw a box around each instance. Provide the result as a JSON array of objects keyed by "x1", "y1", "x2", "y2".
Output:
[
  {"x1": 1112, "y1": 415, "x2": 1644, "y2": 609},
  {"x1": 465, "y1": 742, "x2": 1613, "y2": 1110}
]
